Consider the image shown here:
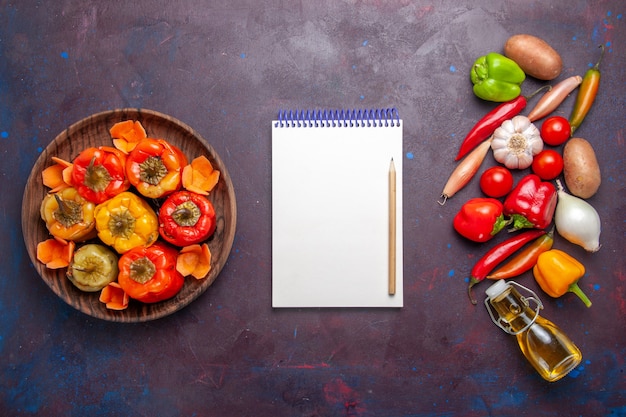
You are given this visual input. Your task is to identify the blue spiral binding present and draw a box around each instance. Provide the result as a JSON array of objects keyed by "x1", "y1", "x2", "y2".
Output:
[{"x1": 275, "y1": 108, "x2": 400, "y2": 128}]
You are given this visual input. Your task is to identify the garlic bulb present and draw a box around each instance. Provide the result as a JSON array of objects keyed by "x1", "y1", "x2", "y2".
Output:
[{"x1": 491, "y1": 115, "x2": 543, "y2": 169}]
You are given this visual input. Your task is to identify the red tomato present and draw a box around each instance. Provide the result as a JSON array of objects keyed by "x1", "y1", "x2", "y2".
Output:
[
  {"x1": 540, "y1": 116, "x2": 571, "y2": 146},
  {"x1": 479, "y1": 166, "x2": 514, "y2": 198},
  {"x1": 532, "y1": 150, "x2": 564, "y2": 180}
]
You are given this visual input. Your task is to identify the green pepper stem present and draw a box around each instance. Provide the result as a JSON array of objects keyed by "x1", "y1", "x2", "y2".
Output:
[{"x1": 569, "y1": 282, "x2": 592, "y2": 308}]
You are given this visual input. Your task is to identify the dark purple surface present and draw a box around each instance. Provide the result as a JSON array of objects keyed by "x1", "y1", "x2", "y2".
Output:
[{"x1": 1, "y1": 1, "x2": 625, "y2": 416}]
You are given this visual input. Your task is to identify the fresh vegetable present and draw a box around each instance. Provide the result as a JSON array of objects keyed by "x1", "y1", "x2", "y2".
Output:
[
  {"x1": 93, "y1": 191, "x2": 159, "y2": 254},
  {"x1": 563, "y1": 137, "x2": 601, "y2": 198},
  {"x1": 531, "y1": 149, "x2": 564, "y2": 180},
  {"x1": 40, "y1": 187, "x2": 97, "y2": 242},
  {"x1": 99, "y1": 282, "x2": 129, "y2": 310},
  {"x1": 487, "y1": 228, "x2": 554, "y2": 280},
  {"x1": 470, "y1": 52, "x2": 526, "y2": 102},
  {"x1": 71, "y1": 146, "x2": 131, "y2": 204},
  {"x1": 554, "y1": 180, "x2": 601, "y2": 252},
  {"x1": 467, "y1": 229, "x2": 546, "y2": 304},
  {"x1": 110, "y1": 120, "x2": 147, "y2": 154},
  {"x1": 158, "y1": 191, "x2": 217, "y2": 246},
  {"x1": 504, "y1": 174, "x2": 557, "y2": 230},
  {"x1": 533, "y1": 249, "x2": 592, "y2": 307},
  {"x1": 504, "y1": 34, "x2": 563, "y2": 80},
  {"x1": 455, "y1": 87, "x2": 549, "y2": 160},
  {"x1": 491, "y1": 115, "x2": 543, "y2": 169},
  {"x1": 455, "y1": 97, "x2": 526, "y2": 160},
  {"x1": 182, "y1": 155, "x2": 221, "y2": 195},
  {"x1": 36, "y1": 238, "x2": 75, "y2": 269},
  {"x1": 117, "y1": 242, "x2": 185, "y2": 303},
  {"x1": 527, "y1": 76, "x2": 583, "y2": 122},
  {"x1": 539, "y1": 116, "x2": 571, "y2": 146},
  {"x1": 439, "y1": 138, "x2": 493, "y2": 204},
  {"x1": 126, "y1": 138, "x2": 188, "y2": 199},
  {"x1": 479, "y1": 166, "x2": 514, "y2": 198},
  {"x1": 176, "y1": 243, "x2": 212, "y2": 279},
  {"x1": 67, "y1": 244, "x2": 119, "y2": 292},
  {"x1": 569, "y1": 45, "x2": 605, "y2": 135},
  {"x1": 453, "y1": 198, "x2": 507, "y2": 243}
]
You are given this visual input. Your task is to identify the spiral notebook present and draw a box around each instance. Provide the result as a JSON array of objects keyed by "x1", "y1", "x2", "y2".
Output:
[{"x1": 272, "y1": 108, "x2": 403, "y2": 308}]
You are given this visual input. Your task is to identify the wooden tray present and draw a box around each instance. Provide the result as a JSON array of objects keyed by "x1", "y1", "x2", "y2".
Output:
[{"x1": 21, "y1": 109, "x2": 237, "y2": 322}]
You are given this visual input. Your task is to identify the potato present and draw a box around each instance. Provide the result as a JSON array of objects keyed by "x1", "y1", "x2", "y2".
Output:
[
  {"x1": 563, "y1": 137, "x2": 601, "y2": 198},
  {"x1": 504, "y1": 34, "x2": 562, "y2": 80}
]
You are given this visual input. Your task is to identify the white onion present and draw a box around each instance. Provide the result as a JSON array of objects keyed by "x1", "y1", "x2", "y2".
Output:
[{"x1": 554, "y1": 180, "x2": 601, "y2": 252}]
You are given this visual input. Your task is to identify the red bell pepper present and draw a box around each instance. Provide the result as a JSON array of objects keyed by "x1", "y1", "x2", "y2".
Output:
[
  {"x1": 158, "y1": 191, "x2": 217, "y2": 246},
  {"x1": 504, "y1": 174, "x2": 557, "y2": 230},
  {"x1": 71, "y1": 146, "x2": 130, "y2": 204},
  {"x1": 453, "y1": 198, "x2": 508, "y2": 242},
  {"x1": 117, "y1": 242, "x2": 184, "y2": 303}
]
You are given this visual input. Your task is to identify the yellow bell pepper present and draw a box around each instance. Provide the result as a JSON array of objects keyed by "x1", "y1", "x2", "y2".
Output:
[
  {"x1": 40, "y1": 187, "x2": 96, "y2": 241},
  {"x1": 533, "y1": 249, "x2": 592, "y2": 307},
  {"x1": 94, "y1": 192, "x2": 159, "y2": 254}
]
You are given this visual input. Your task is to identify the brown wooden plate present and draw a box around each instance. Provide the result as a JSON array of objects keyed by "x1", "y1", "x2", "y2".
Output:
[{"x1": 21, "y1": 109, "x2": 237, "y2": 322}]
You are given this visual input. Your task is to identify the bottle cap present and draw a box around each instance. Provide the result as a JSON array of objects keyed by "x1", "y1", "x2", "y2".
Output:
[{"x1": 485, "y1": 280, "x2": 509, "y2": 299}]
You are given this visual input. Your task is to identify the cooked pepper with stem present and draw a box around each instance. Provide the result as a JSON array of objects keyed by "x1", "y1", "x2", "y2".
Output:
[
  {"x1": 126, "y1": 138, "x2": 188, "y2": 199},
  {"x1": 569, "y1": 45, "x2": 605, "y2": 135},
  {"x1": 117, "y1": 242, "x2": 185, "y2": 303},
  {"x1": 456, "y1": 87, "x2": 548, "y2": 161},
  {"x1": 67, "y1": 243, "x2": 119, "y2": 292},
  {"x1": 94, "y1": 191, "x2": 159, "y2": 254},
  {"x1": 503, "y1": 174, "x2": 557, "y2": 230},
  {"x1": 487, "y1": 228, "x2": 554, "y2": 280},
  {"x1": 453, "y1": 198, "x2": 508, "y2": 243},
  {"x1": 533, "y1": 249, "x2": 592, "y2": 307},
  {"x1": 71, "y1": 146, "x2": 131, "y2": 204},
  {"x1": 40, "y1": 187, "x2": 96, "y2": 242},
  {"x1": 470, "y1": 52, "x2": 526, "y2": 102},
  {"x1": 467, "y1": 229, "x2": 545, "y2": 304},
  {"x1": 158, "y1": 191, "x2": 217, "y2": 246}
]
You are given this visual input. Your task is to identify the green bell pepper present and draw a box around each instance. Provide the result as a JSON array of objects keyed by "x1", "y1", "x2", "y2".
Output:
[{"x1": 470, "y1": 52, "x2": 526, "y2": 102}]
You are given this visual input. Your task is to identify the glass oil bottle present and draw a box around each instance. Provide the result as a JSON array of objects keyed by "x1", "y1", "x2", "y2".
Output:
[{"x1": 484, "y1": 280, "x2": 582, "y2": 382}]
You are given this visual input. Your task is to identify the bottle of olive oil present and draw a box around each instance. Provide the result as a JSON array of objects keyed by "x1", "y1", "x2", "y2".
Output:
[{"x1": 484, "y1": 280, "x2": 582, "y2": 382}]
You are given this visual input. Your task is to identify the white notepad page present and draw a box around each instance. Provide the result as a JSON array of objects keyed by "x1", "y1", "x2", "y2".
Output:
[{"x1": 272, "y1": 111, "x2": 403, "y2": 307}]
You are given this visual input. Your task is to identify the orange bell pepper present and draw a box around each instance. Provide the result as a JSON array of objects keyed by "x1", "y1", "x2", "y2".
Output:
[
  {"x1": 40, "y1": 187, "x2": 97, "y2": 242},
  {"x1": 533, "y1": 249, "x2": 592, "y2": 307},
  {"x1": 126, "y1": 138, "x2": 188, "y2": 199}
]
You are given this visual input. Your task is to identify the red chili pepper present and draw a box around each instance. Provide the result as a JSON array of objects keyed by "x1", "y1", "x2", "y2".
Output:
[
  {"x1": 117, "y1": 242, "x2": 184, "y2": 303},
  {"x1": 467, "y1": 229, "x2": 546, "y2": 304},
  {"x1": 487, "y1": 228, "x2": 554, "y2": 280},
  {"x1": 569, "y1": 45, "x2": 604, "y2": 135},
  {"x1": 455, "y1": 87, "x2": 550, "y2": 161},
  {"x1": 71, "y1": 146, "x2": 130, "y2": 204},
  {"x1": 503, "y1": 174, "x2": 557, "y2": 230},
  {"x1": 453, "y1": 198, "x2": 508, "y2": 243},
  {"x1": 158, "y1": 190, "x2": 217, "y2": 246},
  {"x1": 455, "y1": 97, "x2": 526, "y2": 161}
]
